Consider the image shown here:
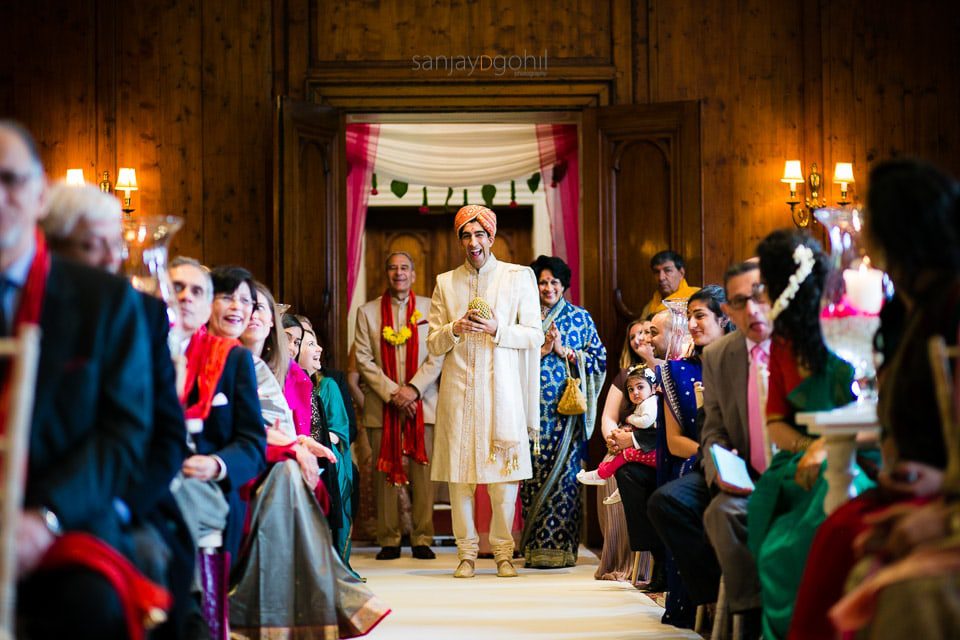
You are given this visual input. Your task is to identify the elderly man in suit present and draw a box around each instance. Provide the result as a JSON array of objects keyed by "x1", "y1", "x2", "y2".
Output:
[
  {"x1": 1, "y1": 121, "x2": 154, "y2": 639},
  {"x1": 355, "y1": 251, "x2": 444, "y2": 560},
  {"x1": 647, "y1": 260, "x2": 771, "y2": 639},
  {"x1": 41, "y1": 182, "x2": 194, "y2": 640},
  {"x1": 168, "y1": 258, "x2": 266, "y2": 567}
]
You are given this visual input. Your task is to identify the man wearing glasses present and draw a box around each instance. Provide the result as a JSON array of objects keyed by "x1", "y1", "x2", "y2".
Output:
[
  {"x1": 1, "y1": 121, "x2": 154, "y2": 638},
  {"x1": 647, "y1": 259, "x2": 772, "y2": 640}
]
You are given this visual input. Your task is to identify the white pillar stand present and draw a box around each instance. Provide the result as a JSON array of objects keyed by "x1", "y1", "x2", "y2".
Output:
[{"x1": 796, "y1": 401, "x2": 880, "y2": 515}]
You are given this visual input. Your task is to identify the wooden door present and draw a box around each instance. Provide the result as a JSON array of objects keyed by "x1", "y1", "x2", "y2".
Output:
[
  {"x1": 364, "y1": 206, "x2": 533, "y2": 300},
  {"x1": 274, "y1": 97, "x2": 348, "y2": 366},
  {"x1": 581, "y1": 101, "x2": 703, "y2": 368},
  {"x1": 580, "y1": 101, "x2": 702, "y2": 545}
]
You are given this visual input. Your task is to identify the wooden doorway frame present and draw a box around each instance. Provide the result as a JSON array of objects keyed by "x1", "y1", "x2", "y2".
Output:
[{"x1": 279, "y1": 77, "x2": 703, "y2": 549}]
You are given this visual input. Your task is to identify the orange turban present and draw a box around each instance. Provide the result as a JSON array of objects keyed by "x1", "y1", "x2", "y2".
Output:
[{"x1": 454, "y1": 205, "x2": 497, "y2": 238}]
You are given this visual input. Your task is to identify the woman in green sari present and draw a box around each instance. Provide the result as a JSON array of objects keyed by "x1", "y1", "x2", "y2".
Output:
[{"x1": 748, "y1": 229, "x2": 874, "y2": 639}]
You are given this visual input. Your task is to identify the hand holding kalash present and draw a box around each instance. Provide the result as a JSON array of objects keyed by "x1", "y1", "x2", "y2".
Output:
[{"x1": 427, "y1": 205, "x2": 544, "y2": 579}]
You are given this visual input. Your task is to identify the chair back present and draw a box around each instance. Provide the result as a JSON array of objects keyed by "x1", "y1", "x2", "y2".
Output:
[
  {"x1": 0, "y1": 325, "x2": 42, "y2": 639},
  {"x1": 927, "y1": 334, "x2": 960, "y2": 495}
]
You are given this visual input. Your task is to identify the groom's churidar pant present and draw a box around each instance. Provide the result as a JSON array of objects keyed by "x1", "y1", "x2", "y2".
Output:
[{"x1": 449, "y1": 481, "x2": 519, "y2": 562}]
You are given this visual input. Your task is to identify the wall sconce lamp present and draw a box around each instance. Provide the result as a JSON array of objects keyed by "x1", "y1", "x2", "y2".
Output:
[
  {"x1": 114, "y1": 168, "x2": 139, "y2": 216},
  {"x1": 833, "y1": 162, "x2": 855, "y2": 206},
  {"x1": 65, "y1": 168, "x2": 86, "y2": 186},
  {"x1": 781, "y1": 160, "x2": 855, "y2": 228},
  {"x1": 65, "y1": 169, "x2": 139, "y2": 216}
]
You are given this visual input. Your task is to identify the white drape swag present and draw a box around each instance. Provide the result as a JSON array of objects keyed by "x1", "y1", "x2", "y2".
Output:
[{"x1": 372, "y1": 123, "x2": 557, "y2": 187}]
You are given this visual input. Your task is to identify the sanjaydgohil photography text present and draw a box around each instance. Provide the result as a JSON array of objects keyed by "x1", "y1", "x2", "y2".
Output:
[{"x1": 411, "y1": 50, "x2": 549, "y2": 77}]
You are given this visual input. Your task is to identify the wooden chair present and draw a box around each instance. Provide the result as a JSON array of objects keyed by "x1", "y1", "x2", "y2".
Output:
[
  {"x1": 0, "y1": 326, "x2": 42, "y2": 640},
  {"x1": 928, "y1": 335, "x2": 960, "y2": 494}
]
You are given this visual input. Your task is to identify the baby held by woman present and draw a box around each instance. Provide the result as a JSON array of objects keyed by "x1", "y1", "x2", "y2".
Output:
[{"x1": 577, "y1": 365, "x2": 658, "y2": 503}]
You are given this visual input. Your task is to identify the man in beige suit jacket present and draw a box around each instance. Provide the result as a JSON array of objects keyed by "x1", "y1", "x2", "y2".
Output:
[{"x1": 355, "y1": 251, "x2": 444, "y2": 560}]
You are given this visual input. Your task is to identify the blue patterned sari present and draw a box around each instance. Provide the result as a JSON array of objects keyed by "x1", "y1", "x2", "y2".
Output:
[
  {"x1": 656, "y1": 357, "x2": 703, "y2": 627},
  {"x1": 520, "y1": 298, "x2": 606, "y2": 568}
]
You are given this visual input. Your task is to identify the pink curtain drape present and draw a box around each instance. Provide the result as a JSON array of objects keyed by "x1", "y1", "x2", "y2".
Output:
[
  {"x1": 346, "y1": 124, "x2": 381, "y2": 307},
  {"x1": 535, "y1": 124, "x2": 580, "y2": 305}
]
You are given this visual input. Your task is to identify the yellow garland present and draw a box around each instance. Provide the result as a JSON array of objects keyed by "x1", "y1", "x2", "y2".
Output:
[{"x1": 382, "y1": 309, "x2": 423, "y2": 346}]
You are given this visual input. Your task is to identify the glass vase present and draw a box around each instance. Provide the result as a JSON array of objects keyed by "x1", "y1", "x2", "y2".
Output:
[
  {"x1": 662, "y1": 298, "x2": 692, "y2": 361},
  {"x1": 814, "y1": 207, "x2": 885, "y2": 401},
  {"x1": 122, "y1": 215, "x2": 185, "y2": 353}
]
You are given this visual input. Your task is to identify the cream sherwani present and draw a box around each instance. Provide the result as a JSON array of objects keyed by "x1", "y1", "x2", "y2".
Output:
[
  {"x1": 427, "y1": 254, "x2": 542, "y2": 561},
  {"x1": 354, "y1": 293, "x2": 443, "y2": 547}
]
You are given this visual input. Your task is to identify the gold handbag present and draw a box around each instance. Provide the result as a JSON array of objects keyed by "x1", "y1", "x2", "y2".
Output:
[{"x1": 557, "y1": 353, "x2": 587, "y2": 415}]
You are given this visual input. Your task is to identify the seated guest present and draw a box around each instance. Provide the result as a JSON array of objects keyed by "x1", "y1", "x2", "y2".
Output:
[
  {"x1": 168, "y1": 259, "x2": 266, "y2": 567},
  {"x1": 41, "y1": 181, "x2": 193, "y2": 639},
  {"x1": 748, "y1": 229, "x2": 875, "y2": 640},
  {"x1": 284, "y1": 313, "x2": 346, "y2": 537},
  {"x1": 1, "y1": 121, "x2": 158, "y2": 639},
  {"x1": 639, "y1": 250, "x2": 701, "y2": 320},
  {"x1": 609, "y1": 309, "x2": 671, "y2": 590},
  {"x1": 293, "y1": 320, "x2": 357, "y2": 563},
  {"x1": 240, "y1": 282, "x2": 336, "y2": 501},
  {"x1": 230, "y1": 282, "x2": 390, "y2": 639},
  {"x1": 593, "y1": 319, "x2": 650, "y2": 582},
  {"x1": 644, "y1": 284, "x2": 731, "y2": 627},
  {"x1": 646, "y1": 260, "x2": 771, "y2": 639},
  {"x1": 291, "y1": 313, "x2": 362, "y2": 526},
  {"x1": 791, "y1": 159, "x2": 960, "y2": 639}
]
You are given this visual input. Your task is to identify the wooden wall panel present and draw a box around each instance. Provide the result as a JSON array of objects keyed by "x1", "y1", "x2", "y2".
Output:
[
  {"x1": 645, "y1": 0, "x2": 805, "y2": 283},
  {"x1": 820, "y1": 0, "x2": 960, "y2": 186},
  {"x1": 1, "y1": 0, "x2": 958, "y2": 323},
  {"x1": 315, "y1": 0, "x2": 612, "y2": 63},
  {"x1": 0, "y1": 0, "x2": 272, "y2": 282},
  {"x1": 3, "y1": 1, "x2": 100, "y2": 182},
  {"x1": 157, "y1": 0, "x2": 204, "y2": 259}
]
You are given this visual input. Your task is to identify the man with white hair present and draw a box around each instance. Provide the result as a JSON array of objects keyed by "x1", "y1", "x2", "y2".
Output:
[
  {"x1": 1, "y1": 121, "x2": 155, "y2": 638},
  {"x1": 41, "y1": 181, "x2": 194, "y2": 640},
  {"x1": 42, "y1": 182, "x2": 125, "y2": 272}
]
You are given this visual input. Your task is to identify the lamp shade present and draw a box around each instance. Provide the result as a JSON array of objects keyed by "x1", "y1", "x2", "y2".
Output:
[
  {"x1": 115, "y1": 167, "x2": 139, "y2": 192},
  {"x1": 781, "y1": 160, "x2": 804, "y2": 184},
  {"x1": 65, "y1": 168, "x2": 85, "y2": 186},
  {"x1": 833, "y1": 162, "x2": 855, "y2": 185}
]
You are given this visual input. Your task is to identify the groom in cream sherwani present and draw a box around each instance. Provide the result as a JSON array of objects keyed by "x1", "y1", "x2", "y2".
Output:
[{"x1": 427, "y1": 205, "x2": 543, "y2": 579}]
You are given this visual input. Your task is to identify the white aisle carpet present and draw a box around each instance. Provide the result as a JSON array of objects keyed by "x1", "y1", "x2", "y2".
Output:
[{"x1": 353, "y1": 546, "x2": 701, "y2": 640}]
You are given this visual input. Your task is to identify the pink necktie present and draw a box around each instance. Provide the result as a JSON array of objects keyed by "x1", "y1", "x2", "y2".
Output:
[{"x1": 748, "y1": 343, "x2": 769, "y2": 473}]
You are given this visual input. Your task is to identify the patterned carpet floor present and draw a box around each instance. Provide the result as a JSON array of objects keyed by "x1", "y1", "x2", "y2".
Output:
[{"x1": 352, "y1": 545, "x2": 701, "y2": 639}]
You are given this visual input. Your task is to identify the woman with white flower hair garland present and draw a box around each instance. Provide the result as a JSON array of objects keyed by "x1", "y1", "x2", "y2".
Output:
[{"x1": 746, "y1": 228, "x2": 876, "y2": 640}]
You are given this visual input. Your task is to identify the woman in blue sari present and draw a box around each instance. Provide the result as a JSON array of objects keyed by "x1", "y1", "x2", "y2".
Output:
[
  {"x1": 656, "y1": 285, "x2": 732, "y2": 627},
  {"x1": 520, "y1": 256, "x2": 607, "y2": 568}
]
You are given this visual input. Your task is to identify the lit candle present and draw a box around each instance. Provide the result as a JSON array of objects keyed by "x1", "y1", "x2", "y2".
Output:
[{"x1": 842, "y1": 261, "x2": 884, "y2": 314}]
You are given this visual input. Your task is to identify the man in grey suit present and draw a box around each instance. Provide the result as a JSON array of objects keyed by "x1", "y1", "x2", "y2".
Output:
[
  {"x1": 355, "y1": 251, "x2": 444, "y2": 560},
  {"x1": 647, "y1": 260, "x2": 771, "y2": 639}
]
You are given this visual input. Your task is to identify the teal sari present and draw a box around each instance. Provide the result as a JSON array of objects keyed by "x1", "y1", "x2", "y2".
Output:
[
  {"x1": 317, "y1": 375, "x2": 354, "y2": 562},
  {"x1": 748, "y1": 351, "x2": 875, "y2": 640}
]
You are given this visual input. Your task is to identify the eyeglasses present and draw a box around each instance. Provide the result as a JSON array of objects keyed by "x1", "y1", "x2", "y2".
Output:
[
  {"x1": 726, "y1": 283, "x2": 768, "y2": 310},
  {"x1": 215, "y1": 292, "x2": 254, "y2": 308},
  {"x1": 0, "y1": 168, "x2": 40, "y2": 190}
]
